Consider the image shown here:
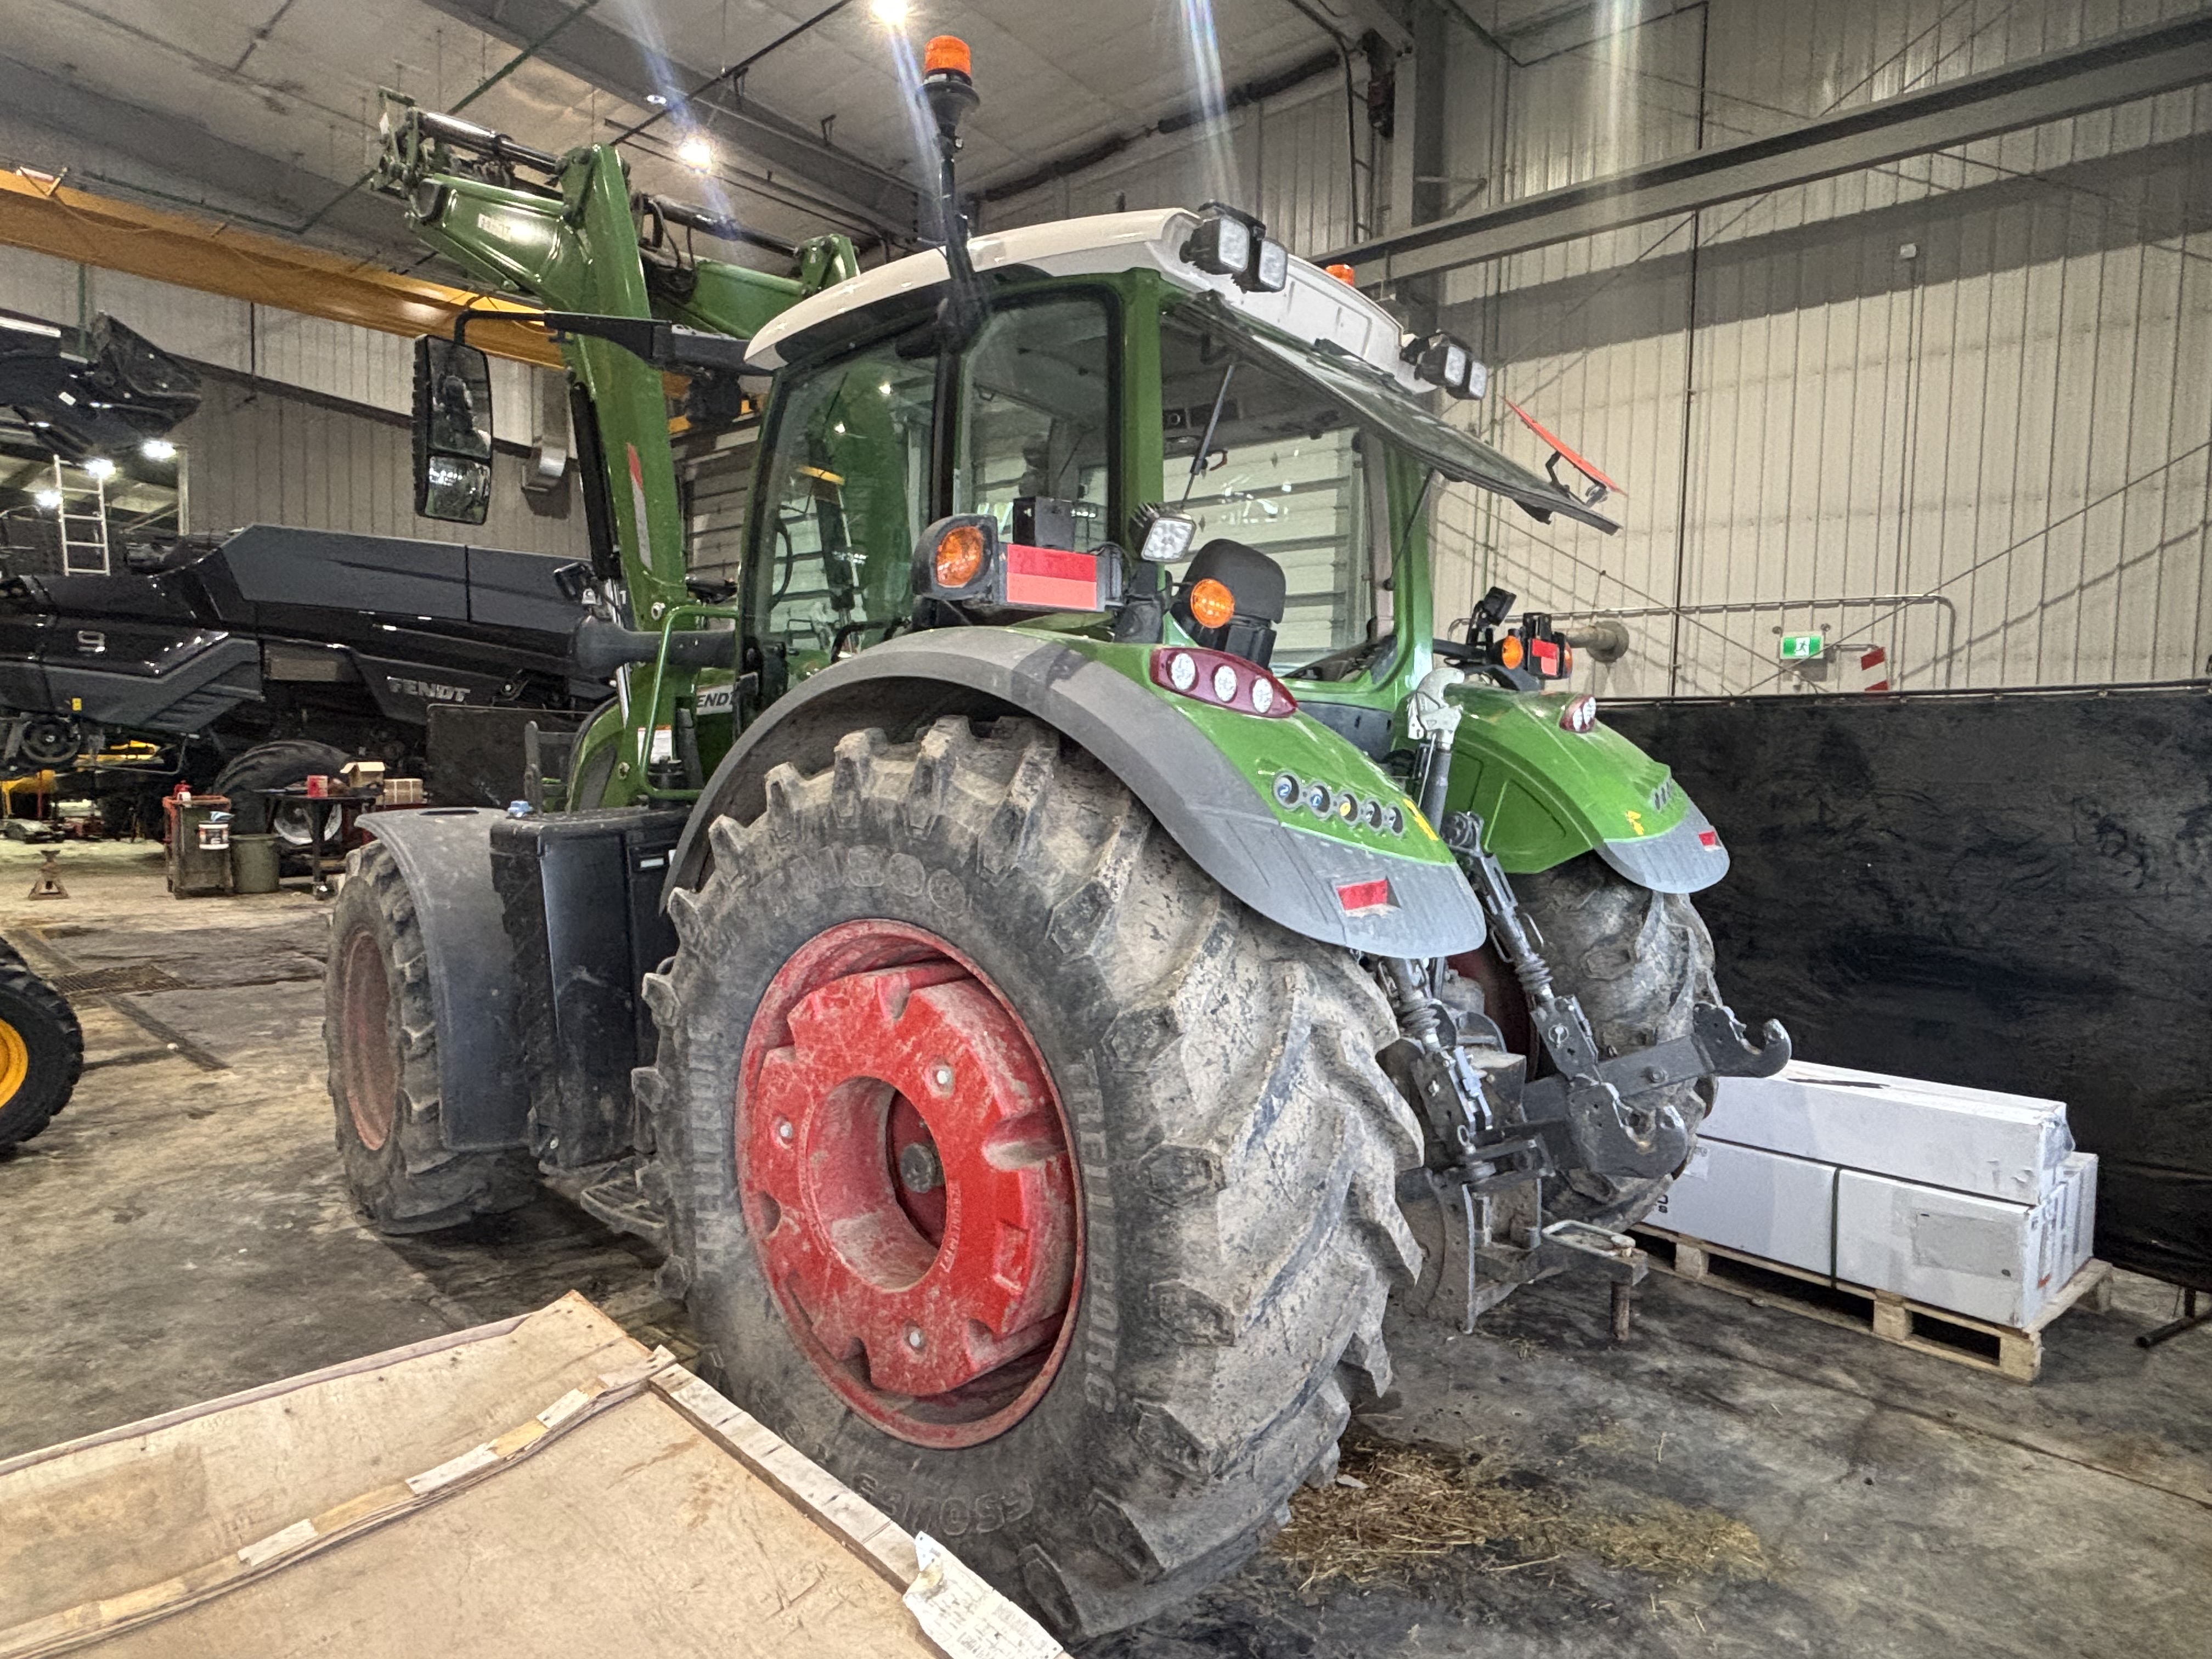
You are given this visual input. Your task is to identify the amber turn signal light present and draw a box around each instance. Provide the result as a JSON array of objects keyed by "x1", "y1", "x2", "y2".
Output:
[
  {"x1": 1188, "y1": 577, "x2": 1235, "y2": 629},
  {"x1": 934, "y1": 522, "x2": 986, "y2": 588},
  {"x1": 1498, "y1": 633, "x2": 1525, "y2": 669}
]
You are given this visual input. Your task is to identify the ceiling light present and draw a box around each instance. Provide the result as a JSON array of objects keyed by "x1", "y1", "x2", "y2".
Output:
[
  {"x1": 31, "y1": 487, "x2": 60, "y2": 511},
  {"x1": 677, "y1": 134, "x2": 715, "y2": 171},
  {"x1": 869, "y1": 0, "x2": 910, "y2": 20},
  {"x1": 645, "y1": 93, "x2": 668, "y2": 106},
  {"x1": 84, "y1": 457, "x2": 116, "y2": 480},
  {"x1": 140, "y1": 437, "x2": 177, "y2": 461}
]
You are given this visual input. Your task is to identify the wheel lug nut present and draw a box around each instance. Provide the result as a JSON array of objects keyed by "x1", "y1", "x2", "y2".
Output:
[
  {"x1": 899, "y1": 1141, "x2": 945, "y2": 1193},
  {"x1": 905, "y1": 1325, "x2": 926, "y2": 1351},
  {"x1": 775, "y1": 1119, "x2": 794, "y2": 1144}
]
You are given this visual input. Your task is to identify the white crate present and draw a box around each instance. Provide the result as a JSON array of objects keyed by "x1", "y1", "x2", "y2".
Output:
[
  {"x1": 1835, "y1": 1153, "x2": 2099, "y2": 1328},
  {"x1": 1708, "y1": 1059, "x2": 2073, "y2": 1204},
  {"x1": 1649, "y1": 1139, "x2": 1836, "y2": 1277}
]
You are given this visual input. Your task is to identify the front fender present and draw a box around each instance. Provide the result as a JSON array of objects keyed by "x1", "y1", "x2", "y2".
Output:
[
  {"x1": 1447, "y1": 686, "x2": 1730, "y2": 895},
  {"x1": 357, "y1": 806, "x2": 529, "y2": 1150},
  {"x1": 666, "y1": 629, "x2": 1489, "y2": 958}
]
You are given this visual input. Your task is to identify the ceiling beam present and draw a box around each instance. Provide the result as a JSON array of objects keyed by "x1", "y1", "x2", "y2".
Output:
[
  {"x1": 0, "y1": 52, "x2": 407, "y2": 261},
  {"x1": 1333, "y1": 9, "x2": 2212, "y2": 281},
  {"x1": 0, "y1": 168, "x2": 561, "y2": 369},
  {"x1": 415, "y1": 0, "x2": 922, "y2": 239}
]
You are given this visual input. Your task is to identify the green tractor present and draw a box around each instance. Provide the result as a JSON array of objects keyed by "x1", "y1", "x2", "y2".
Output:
[{"x1": 336, "y1": 40, "x2": 1785, "y2": 1637}]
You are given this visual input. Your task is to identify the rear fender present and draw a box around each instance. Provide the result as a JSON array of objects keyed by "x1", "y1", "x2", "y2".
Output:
[
  {"x1": 666, "y1": 629, "x2": 1490, "y2": 958},
  {"x1": 1447, "y1": 686, "x2": 1730, "y2": 895}
]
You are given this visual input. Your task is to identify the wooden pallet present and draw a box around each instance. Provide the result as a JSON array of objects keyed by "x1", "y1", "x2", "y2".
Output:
[
  {"x1": 1631, "y1": 1226, "x2": 2114, "y2": 1383},
  {"x1": 0, "y1": 1292, "x2": 1064, "y2": 1658}
]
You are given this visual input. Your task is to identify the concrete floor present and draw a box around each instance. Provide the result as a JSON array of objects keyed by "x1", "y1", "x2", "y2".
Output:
[{"x1": 4, "y1": 841, "x2": 2208, "y2": 1657}]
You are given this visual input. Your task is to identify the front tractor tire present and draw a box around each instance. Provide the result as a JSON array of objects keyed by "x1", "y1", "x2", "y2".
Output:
[
  {"x1": 326, "y1": 841, "x2": 535, "y2": 1233},
  {"x1": 642, "y1": 717, "x2": 1423, "y2": 1639}
]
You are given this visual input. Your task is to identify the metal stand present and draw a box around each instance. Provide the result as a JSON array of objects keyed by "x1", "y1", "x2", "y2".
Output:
[
  {"x1": 2137, "y1": 1288, "x2": 2210, "y2": 1349},
  {"x1": 1611, "y1": 1279, "x2": 1635, "y2": 1342},
  {"x1": 258, "y1": 789, "x2": 366, "y2": 899},
  {"x1": 26, "y1": 851, "x2": 66, "y2": 899}
]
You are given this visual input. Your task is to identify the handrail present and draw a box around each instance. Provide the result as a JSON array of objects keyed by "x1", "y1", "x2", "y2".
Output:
[{"x1": 635, "y1": 602, "x2": 746, "y2": 801}]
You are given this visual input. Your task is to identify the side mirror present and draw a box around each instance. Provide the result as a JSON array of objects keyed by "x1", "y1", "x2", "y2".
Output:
[{"x1": 412, "y1": 335, "x2": 493, "y2": 524}]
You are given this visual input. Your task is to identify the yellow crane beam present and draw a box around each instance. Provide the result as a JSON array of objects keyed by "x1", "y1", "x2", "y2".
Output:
[{"x1": 0, "y1": 167, "x2": 561, "y2": 369}]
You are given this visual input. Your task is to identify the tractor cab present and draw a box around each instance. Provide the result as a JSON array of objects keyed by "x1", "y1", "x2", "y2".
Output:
[{"x1": 733, "y1": 207, "x2": 1618, "y2": 720}]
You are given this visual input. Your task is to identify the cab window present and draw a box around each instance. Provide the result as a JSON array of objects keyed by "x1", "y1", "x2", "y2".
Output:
[
  {"x1": 748, "y1": 336, "x2": 935, "y2": 679},
  {"x1": 958, "y1": 294, "x2": 1114, "y2": 552},
  {"x1": 1158, "y1": 313, "x2": 1381, "y2": 669}
]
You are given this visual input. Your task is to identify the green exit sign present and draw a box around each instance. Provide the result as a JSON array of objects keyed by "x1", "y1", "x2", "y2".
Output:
[{"x1": 1779, "y1": 631, "x2": 1826, "y2": 661}]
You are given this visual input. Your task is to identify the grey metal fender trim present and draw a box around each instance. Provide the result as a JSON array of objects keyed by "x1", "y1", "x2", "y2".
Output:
[
  {"x1": 360, "y1": 806, "x2": 530, "y2": 1150},
  {"x1": 665, "y1": 630, "x2": 1488, "y2": 958},
  {"x1": 1596, "y1": 799, "x2": 1730, "y2": 895}
]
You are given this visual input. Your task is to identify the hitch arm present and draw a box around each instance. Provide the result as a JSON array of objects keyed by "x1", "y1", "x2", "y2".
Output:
[{"x1": 1584, "y1": 1002, "x2": 1791, "y2": 1102}]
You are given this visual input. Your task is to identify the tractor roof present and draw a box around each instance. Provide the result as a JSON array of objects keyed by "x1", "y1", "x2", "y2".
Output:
[{"x1": 746, "y1": 208, "x2": 1417, "y2": 384}]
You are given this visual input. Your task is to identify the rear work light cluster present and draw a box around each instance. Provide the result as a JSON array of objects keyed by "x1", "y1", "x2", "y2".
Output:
[
  {"x1": 914, "y1": 513, "x2": 1122, "y2": 616},
  {"x1": 1149, "y1": 646, "x2": 1296, "y2": 718},
  {"x1": 1403, "y1": 330, "x2": 1486, "y2": 400},
  {"x1": 1182, "y1": 204, "x2": 1289, "y2": 294}
]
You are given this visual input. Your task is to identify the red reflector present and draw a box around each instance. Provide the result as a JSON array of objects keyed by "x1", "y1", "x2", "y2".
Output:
[
  {"x1": 1003, "y1": 543, "x2": 1100, "y2": 611},
  {"x1": 1531, "y1": 638, "x2": 1561, "y2": 675},
  {"x1": 1335, "y1": 878, "x2": 1393, "y2": 915},
  {"x1": 1698, "y1": 829, "x2": 1720, "y2": 850}
]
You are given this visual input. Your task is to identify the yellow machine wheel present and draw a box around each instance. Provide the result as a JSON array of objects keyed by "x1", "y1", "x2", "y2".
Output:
[
  {"x1": 0, "y1": 1017, "x2": 29, "y2": 1107},
  {"x1": 0, "y1": 946, "x2": 83, "y2": 1153}
]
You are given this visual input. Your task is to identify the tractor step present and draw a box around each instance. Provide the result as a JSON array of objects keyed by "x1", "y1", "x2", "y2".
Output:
[
  {"x1": 548, "y1": 1156, "x2": 671, "y2": 1254},
  {"x1": 1632, "y1": 1225, "x2": 2113, "y2": 1384}
]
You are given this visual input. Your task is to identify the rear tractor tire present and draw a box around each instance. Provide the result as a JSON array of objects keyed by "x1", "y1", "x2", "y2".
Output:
[
  {"x1": 1458, "y1": 853, "x2": 1721, "y2": 1232},
  {"x1": 325, "y1": 840, "x2": 535, "y2": 1233},
  {"x1": 0, "y1": 943, "x2": 83, "y2": 1153},
  {"x1": 641, "y1": 716, "x2": 1424, "y2": 1639}
]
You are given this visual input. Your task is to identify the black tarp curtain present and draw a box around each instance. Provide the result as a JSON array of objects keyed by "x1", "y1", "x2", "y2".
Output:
[{"x1": 1606, "y1": 686, "x2": 2212, "y2": 1290}]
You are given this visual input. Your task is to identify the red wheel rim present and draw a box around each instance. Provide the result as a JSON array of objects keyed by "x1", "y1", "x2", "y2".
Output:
[
  {"x1": 339, "y1": 928, "x2": 397, "y2": 1151},
  {"x1": 737, "y1": 920, "x2": 1081, "y2": 1448}
]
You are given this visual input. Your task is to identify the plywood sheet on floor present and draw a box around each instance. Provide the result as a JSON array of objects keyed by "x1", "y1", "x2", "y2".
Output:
[{"x1": 1, "y1": 1293, "x2": 1007, "y2": 1659}]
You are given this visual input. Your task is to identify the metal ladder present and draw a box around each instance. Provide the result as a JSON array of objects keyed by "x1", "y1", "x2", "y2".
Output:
[{"x1": 53, "y1": 457, "x2": 110, "y2": 576}]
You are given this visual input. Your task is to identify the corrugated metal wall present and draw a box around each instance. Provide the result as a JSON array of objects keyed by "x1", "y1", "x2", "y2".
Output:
[
  {"x1": 1428, "y1": 0, "x2": 2212, "y2": 696},
  {"x1": 988, "y1": 77, "x2": 1359, "y2": 254},
  {"x1": 179, "y1": 379, "x2": 583, "y2": 556},
  {"x1": 988, "y1": 0, "x2": 2212, "y2": 696},
  {"x1": 0, "y1": 241, "x2": 584, "y2": 558}
]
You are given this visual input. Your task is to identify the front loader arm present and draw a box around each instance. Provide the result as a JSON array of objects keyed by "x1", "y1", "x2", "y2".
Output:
[{"x1": 381, "y1": 136, "x2": 687, "y2": 624}]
